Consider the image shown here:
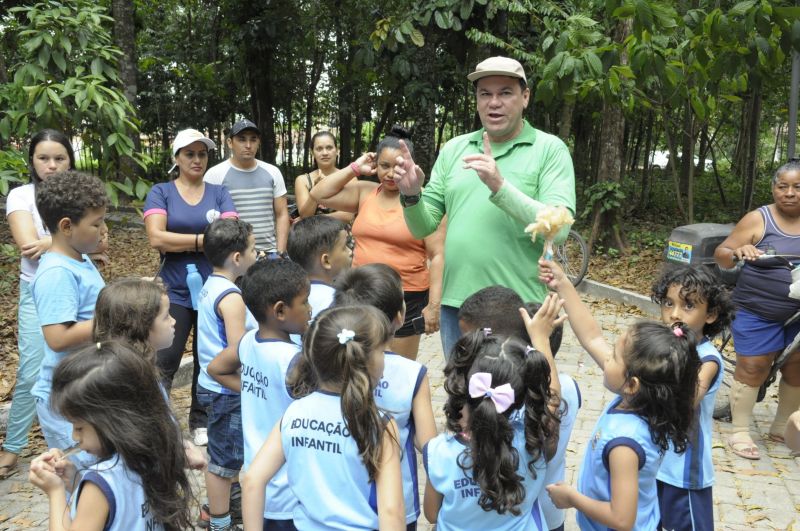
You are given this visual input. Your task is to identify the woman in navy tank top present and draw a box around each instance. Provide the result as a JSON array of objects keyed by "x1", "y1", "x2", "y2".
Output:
[{"x1": 715, "y1": 160, "x2": 800, "y2": 460}]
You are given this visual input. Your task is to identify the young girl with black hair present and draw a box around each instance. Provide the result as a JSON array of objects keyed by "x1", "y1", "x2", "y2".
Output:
[
  {"x1": 540, "y1": 259, "x2": 700, "y2": 530},
  {"x1": 28, "y1": 341, "x2": 193, "y2": 530},
  {"x1": 241, "y1": 305, "x2": 405, "y2": 530},
  {"x1": 424, "y1": 323, "x2": 561, "y2": 530}
]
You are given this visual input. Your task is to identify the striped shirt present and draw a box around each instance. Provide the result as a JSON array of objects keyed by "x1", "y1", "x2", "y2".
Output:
[{"x1": 204, "y1": 159, "x2": 287, "y2": 251}]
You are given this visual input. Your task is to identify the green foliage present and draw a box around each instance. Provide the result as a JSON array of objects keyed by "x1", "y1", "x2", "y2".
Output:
[
  {"x1": 582, "y1": 181, "x2": 626, "y2": 218},
  {"x1": 0, "y1": 0, "x2": 143, "y2": 196},
  {"x1": 0, "y1": 149, "x2": 28, "y2": 196}
]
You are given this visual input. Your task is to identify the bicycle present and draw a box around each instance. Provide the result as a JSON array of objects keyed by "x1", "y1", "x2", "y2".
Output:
[
  {"x1": 554, "y1": 229, "x2": 590, "y2": 287},
  {"x1": 713, "y1": 252, "x2": 800, "y2": 419}
]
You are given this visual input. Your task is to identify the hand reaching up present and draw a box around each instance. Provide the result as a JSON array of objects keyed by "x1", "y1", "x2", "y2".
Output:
[
  {"x1": 538, "y1": 258, "x2": 569, "y2": 292},
  {"x1": 519, "y1": 293, "x2": 566, "y2": 354}
]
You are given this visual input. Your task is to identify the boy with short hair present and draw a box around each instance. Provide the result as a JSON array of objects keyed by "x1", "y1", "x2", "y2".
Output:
[
  {"x1": 196, "y1": 218, "x2": 258, "y2": 531},
  {"x1": 31, "y1": 171, "x2": 108, "y2": 455},
  {"x1": 286, "y1": 216, "x2": 352, "y2": 321},
  {"x1": 458, "y1": 285, "x2": 577, "y2": 531},
  {"x1": 208, "y1": 259, "x2": 311, "y2": 529}
]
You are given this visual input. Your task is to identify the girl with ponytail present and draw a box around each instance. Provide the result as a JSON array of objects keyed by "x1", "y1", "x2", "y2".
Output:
[
  {"x1": 241, "y1": 305, "x2": 405, "y2": 531},
  {"x1": 424, "y1": 295, "x2": 564, "y2": 530}
]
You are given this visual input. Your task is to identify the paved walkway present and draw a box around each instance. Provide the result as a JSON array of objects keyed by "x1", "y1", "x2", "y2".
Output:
[{"x1": 1, "y1": 297, "x2": 799, "y2": 530}]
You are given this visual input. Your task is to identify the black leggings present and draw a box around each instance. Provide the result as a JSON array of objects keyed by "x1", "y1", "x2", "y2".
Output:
[{"x1": 156, "y1": 303, "x2": 206, "y2": 430}]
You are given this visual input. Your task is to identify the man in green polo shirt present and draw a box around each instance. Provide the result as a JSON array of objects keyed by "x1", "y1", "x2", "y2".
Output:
[{"x1": 394, "y1": 56, "x2": 576, "y2": 357}]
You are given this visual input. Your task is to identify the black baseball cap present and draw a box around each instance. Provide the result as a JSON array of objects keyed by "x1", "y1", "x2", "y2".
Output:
[{"x1": 230, "y1": 119, "x2": 261, "y2": 137}]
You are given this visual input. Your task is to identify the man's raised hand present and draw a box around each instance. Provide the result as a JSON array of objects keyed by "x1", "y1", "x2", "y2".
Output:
[
  {"x1": 392, "y1": 140, "x2": 424, "y2": 196},
  {"x1": 462, "y1": 132, "x2": 504, "y2": 193}
]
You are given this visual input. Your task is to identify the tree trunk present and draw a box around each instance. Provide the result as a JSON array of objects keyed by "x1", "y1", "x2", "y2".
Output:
[
  {"x1": 740, "y1": 79, "x2": 763, "y2": 215},
  {"x1": 111, "y1": 0, "x2": 139, "y2": 179},
  {"x1": 588, "y1": 19, "x2": 631, "y2": 254},
  {"x1": 409, "y1": 36, "x2": 437, "y2": 174},
  {"x1": 370, "y1": 99, "x2": 396, "y2": 150},
  {"x1": 558, "y1": 100, "x2": 574, "y2": 142},
  {"x1": 637, "y1": 112, "x2": 655, "y2": 211},
  {"x1": 663, "y1": 121, "x2": 688, "y2": 222},
  {"x1": 302, "y1": 44, "x2": 326, "y2": 171},
  {"x1": 679, "y1": 100, "x2": 696, "y2": 223}
]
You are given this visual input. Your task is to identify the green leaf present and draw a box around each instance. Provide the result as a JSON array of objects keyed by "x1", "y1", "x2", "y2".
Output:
[
  {"x1": 38, "y1": 45, "x2": 50, "y2": 68},
  {"x1": 690, "y1": 93, "x2": 706, "y2": 120},
  {"x1": 584, "y1": 52, "x2": 603, "y2": 77},
  {"x1": 52, "y1": 50, "x2": 67, "y2": 72},
  {"x1": 460, "y1": 0, "x2": 474, "y2": 20},
  {"x1": 46, "y1": 87, "x2": 61, "y2": 106},
  {"x1": 135, "y1": 179, "x2": 150, "y2": 201},
  {"x1": 434, "y1": 11, "x2": 447, "y2": 29},
  {"x1": 410, "y1": 29, "x2": 424, "y2": 47},
  {"x1": 107, "y1": 133, "x2": 118, "y2": 146},
  {"x1": 635, "y1": 0, "x2": 654, "y2": 30},
  {"x1": 91, "y1": 58, "x2": 103, "y2": 76},
  {"x1": 729, "y1": 0, "x2": 756, "y2": 17},
  {"x1": 34, "y1": 92, "x2": 49, "y2": 116},
  {"x1": 0, "y1": 118, "x2": 10, "y2": 139}
]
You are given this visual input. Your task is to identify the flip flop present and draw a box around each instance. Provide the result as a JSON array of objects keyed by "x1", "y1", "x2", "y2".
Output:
[
  {"x1": 728, "y1": 434, "x2": 761, "y2": 460},
  {"x1": 765, "y1": 432, "x2": 785, "y2": 444}
]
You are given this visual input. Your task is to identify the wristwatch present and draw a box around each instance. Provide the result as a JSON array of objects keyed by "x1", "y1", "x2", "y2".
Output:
[{"x1": 400, "y1": 193, "x2": 422, "y2": 207}]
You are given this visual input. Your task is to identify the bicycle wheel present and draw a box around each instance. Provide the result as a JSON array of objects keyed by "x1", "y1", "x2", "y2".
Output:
[{"x1": 554, "y1": 230, "x2": 589, "y2": 287}]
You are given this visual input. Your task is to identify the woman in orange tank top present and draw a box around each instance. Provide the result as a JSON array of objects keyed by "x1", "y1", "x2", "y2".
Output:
[{"x1": 309, "y1": 126, "x2": 445, "y2": 360}]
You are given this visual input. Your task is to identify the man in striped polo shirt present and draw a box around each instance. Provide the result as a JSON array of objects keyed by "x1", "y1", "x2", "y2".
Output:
[{"x1": 205, "y1": 119, "x2": 290, "y2": 254}]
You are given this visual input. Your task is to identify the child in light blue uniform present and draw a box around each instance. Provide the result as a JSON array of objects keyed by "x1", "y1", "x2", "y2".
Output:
[
  {"x1": 652, "y1": 266, "x2": 734, "y2": 531},
  {"x1": 332, "y1": 264, "x2": 437, "y2": 529},
  {"x1": 196, "y1": 218, "x2": 258, "y2": 531},
  {"x1": 424, "y1": 300, "x2": 564, "y2": 531},
  {"x1": 30, "y1": 171, "x2": 108, "y2": 458},
  {"x1": 209, "y1": 258, "x2": 311, "y2": 529},
  {"x1": 241, "y1": 306, "x2": 405, "y2": 530},
  {"x1": 458, "y1": 287, "x2": 581, "y2": 531},
  {"x1": 286, "y1": 216, "x2": 353, "y2": 344},
  {"x1": 28, "y1": 342, "x2": 193, "y2": 530},
  {"x1": 540, "y1": 259, "x2": 700, "y2": 531}
]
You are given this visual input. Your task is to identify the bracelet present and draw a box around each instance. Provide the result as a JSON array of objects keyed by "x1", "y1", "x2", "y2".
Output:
[
  {"x1": 195, "y1": 234, "x2": 199, "y2": 253},
  {"x1": 349, "y1": 162, "x2": 361, "y2": 176}
]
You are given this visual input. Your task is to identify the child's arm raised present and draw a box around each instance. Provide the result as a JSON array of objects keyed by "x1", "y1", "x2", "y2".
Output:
[
  {"x1": 546, "y1": 445, "x2": 639, "y2": 531},
  {"x1": 520, "y1": 293, "x2": 565, "y2": 401},
  {"x1": 376, "y1": 419, "x2": 405, "y2": 531},
  {"x1": 411, "y1": 373, "x2": 437, "y2": 451},
  {"x1": 241, "y1": 423, "x2": 286, "y2": 531},
  {"x1": 208, "y1": 343, "x2": 242, "y2": 393},
  {"x1": 538, "y1": 258, "x2": 612, "y2": 369}
]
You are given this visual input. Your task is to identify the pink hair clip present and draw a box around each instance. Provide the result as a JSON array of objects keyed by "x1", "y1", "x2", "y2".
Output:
[{"x1": 673, "y1": 327, "x2": 684, "y2": 338}]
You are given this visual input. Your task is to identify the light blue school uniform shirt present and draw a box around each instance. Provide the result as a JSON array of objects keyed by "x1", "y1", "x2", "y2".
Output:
[
  {"x1": 71, "y1": 454, "x2": 163, "y2": 531},
  {"x1": 657, "y1": 339, "x2": 722, "y2": 490},
  {"x1": 239, "y1": 331, "x2": 299, "y2": 519},
  {"x1": 281, "y1": 391, "x2": 385, "y2": 530},
  {"x1": 290, "y1": 281, "x2": 335, "y2": 346},
  {"x1": 31, "y1": 252, "x2": 105, "y2": 400},
  {"x1": 374, "y1": 351, "x2": 427, "y2": 524},
  {"x1": 197, "y1": 274, "x2": 257, "y2": 394},
  {"x1": 538, "y1": 373, "x2": 582, "y2": 530},
  {"x1": 423, "y1": 426, "x2": 548, "y2": 531},
  {"x1": 577, "y1": 396, "x2": 663, "y2": 531}
]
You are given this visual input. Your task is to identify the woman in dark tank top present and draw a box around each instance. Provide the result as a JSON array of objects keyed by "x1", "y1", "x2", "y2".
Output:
[{"x1": 715, "y1": 160, "x2": 800, "y2": 460}]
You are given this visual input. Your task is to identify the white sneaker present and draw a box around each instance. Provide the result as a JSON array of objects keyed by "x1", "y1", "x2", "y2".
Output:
[{"x1": 191, "y1": 428, "x2": 208, "y2": 446}]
